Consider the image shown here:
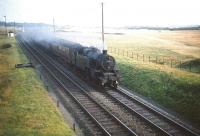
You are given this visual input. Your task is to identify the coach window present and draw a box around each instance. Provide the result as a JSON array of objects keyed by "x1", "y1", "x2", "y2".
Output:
[
  {"x1": 83, "y1": 48, "x2": 90, "y2": 56},
  {"x1": 74, "y1": 51, "x2": 78, "y2": 56},
  {"x1": 78, "y1": 48, "x2": 83, "y2": 55}
]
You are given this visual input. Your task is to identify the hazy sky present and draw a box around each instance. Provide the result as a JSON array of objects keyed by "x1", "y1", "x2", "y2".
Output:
[{"x1": 0, "y1": 0, "x2": 200, "y2": 27}]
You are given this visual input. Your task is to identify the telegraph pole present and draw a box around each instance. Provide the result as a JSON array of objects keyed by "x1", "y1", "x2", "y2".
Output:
[
  {"x1": 101, "y1": 2, "x2": 107, "y2": 54},
  {"x1": 4, "y1": 16, "x2": 7, "y2": 35},
  {"x1": 53, "y1": 18, "x2": 55, "y2": 32},
  {"x1": 14, "y1": 21, "x2": 15, "y2": 34},
  {"x1": 102, "y1": 2, "x2": 104, "y2": 44}
]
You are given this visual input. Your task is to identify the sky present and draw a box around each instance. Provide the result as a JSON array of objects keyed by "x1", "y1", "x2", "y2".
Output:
[{"x1": 0, "y1": 0, "x2": 200, "y2": 27}]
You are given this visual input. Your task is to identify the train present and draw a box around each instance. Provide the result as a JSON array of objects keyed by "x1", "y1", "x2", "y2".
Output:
[{"x1": 35, "y1": 38, "x2": 119, "y2": 88}]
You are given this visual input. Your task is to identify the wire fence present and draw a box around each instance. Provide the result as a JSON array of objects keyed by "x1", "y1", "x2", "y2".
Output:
[{"x1": 108, "y1": 47, "x2": 200, "y2": 73}]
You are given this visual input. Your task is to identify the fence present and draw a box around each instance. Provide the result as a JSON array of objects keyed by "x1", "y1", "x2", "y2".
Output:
[{"x1": 108, "y1": 47, "x2": 199, "y2": 73}]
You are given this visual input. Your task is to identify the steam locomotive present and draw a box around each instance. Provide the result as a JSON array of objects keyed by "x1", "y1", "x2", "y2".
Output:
[{"x1": 38, "y1": 39, "x2": 119, "y2": 88}]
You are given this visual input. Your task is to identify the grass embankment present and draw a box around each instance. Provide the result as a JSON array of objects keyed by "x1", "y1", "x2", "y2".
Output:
[
  {"x1": 113, "y1": 55, "x2": 200, "y2": 128},
  {"x1": 0, "y1": 35, "x2": 74, "y2": 136},
  {"x1": 106, "y1": 30, "x2": 200, "y2": 129}
]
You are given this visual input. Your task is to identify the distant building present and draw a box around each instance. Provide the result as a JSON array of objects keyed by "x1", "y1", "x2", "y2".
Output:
[{"x1": 8, "y1": 31, "x2": 15, "y2": 37}]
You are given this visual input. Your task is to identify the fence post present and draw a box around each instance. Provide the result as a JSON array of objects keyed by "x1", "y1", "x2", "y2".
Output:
[
  {"x1": 73, "y1": 123, "x2": 76, "y2": 131},
  {"x1": 163, "y1": 57, "x2": 164, "y2": 63},
  {"x1": 180, "y1": 61, "x2": 181, "y2": 69},
  {"x1": 132, "y1": 52, "x2": 133, "y2": 58},
  {"x1": 137, "y1": 53, "x2": 138, "y2": 60},
  {"x1": 156, "y1": 56, "x2": 158, "y2": 64},
  {"x1": 171, "y1": 59, "x2": 173, "y2": 68},
  {"x1": 46, "y1": 85, "x2": 48, "y2": 91},
  {"x1": 57, "y1": 100, "x2": 59, "y2": 107},
  {"x1": 143, "y1": 54, "x2": 144, "y2": 61}
]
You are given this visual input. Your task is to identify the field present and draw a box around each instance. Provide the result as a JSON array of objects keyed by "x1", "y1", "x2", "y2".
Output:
[
  {"x1": 107, "y1": 30, "x2": 200, "y2": 73},
  {"x1": 106, "y1": 30, "x2": 200, "y2": 129},
  {"x1": 0, "y1": 35, "x2": 74, "y2": 136}
]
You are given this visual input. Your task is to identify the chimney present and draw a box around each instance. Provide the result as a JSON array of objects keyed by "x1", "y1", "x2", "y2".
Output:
[{"x1": 103, "y1": 49, "x2": 107, "y2": 55}]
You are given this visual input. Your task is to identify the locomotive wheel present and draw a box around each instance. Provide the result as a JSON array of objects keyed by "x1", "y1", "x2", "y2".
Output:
[
  {"x1": 113, "y1": 84, "x2": 117, "y2": 89},
  {"x1": 99, "y1": 81, "x2": 105, "y2": 88},
  {"x1": 112, "y1": 81, "x2": 118, "y2": 89},
  {"x1": 85, "y1": 69, "x2": 91, "y2": 81}
]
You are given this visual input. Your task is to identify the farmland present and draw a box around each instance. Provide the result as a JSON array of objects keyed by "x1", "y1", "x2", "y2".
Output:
[
  {"x1": 106, "y1": 30, "x2": 200, "y2": 129},
  {"x1": 107, "y1": 30, "x2": 200, "y2": 72}
]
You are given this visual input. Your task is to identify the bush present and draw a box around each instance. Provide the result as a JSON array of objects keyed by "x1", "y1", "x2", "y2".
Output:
[{"x1": 1, "y1": 43, "x2": 12, "y2": 49}]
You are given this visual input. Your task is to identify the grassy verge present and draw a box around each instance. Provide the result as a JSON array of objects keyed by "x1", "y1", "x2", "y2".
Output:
[
  {"x1": 112, "y1": 54, "x2": 200, "y2": 129},
  {"x1": 0, "y1": 35, "x2": 74, "y2": 136}
]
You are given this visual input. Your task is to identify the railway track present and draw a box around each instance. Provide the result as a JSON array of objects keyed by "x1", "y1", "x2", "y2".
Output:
[
  {"x1": 30, "y1": 42, "x2": 174, "y2": 135},
  {"x1": 41, "y1": 41, "x2": 200, "y2": 136},
  {"x1": 16, "y1": 37, "x2": 136, "y2": 136},
  {"x1": 16, "y1": 36, "x2": 199, "y2": 136},
  {"x1": 102, "y1": 88, "x2": 200, "y2": 136}
]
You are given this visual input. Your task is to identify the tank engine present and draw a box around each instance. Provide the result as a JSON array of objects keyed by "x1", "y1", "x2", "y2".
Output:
[{"x1": 76, "y1": 47, "x2": 119, "y2": 88}]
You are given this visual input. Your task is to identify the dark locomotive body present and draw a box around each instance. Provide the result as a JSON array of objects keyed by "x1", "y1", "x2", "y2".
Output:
[{"x1": 43, "y1": 40, "x2": 119, "y2": 88}]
